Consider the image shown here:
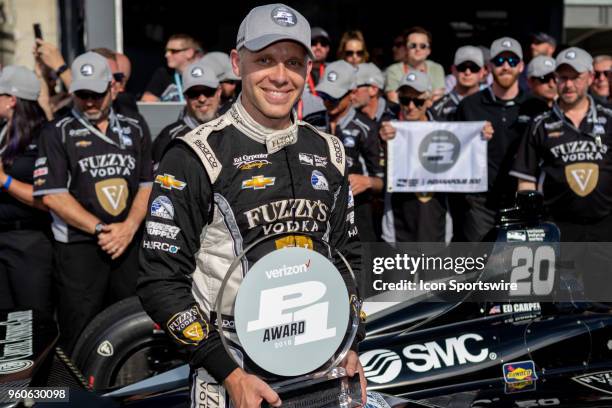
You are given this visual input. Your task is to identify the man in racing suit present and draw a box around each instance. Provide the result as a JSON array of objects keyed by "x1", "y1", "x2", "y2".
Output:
[{"x1": 137, "y1": 4, "x2": 366, "y2": 408}]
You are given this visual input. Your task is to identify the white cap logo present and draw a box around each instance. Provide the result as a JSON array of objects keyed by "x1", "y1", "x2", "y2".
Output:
[
  {"x1": 544, "y1": 60, "x2": 554, "y2": 67},
  {"x1": 271, "y1": 6, "x2": 297, "y2": 27},
  {"x1": 80, "y1": 64, "x2": 94, "y2": 76},
  {"x1": 502, "y1": 40, "x2": 512, "y2": 48},
  {"x1": 407, "y1": 73, "x2": 417, "y2": 81},
  {"x1": 191, "y1": 67, "x2": 204, "y2": 77},
  {"x1": 327, "y1": 71, "x2": 338, "y2": 82},
  {"x1": 566, "y1": 51, "x2": 576, "y2": 60}
]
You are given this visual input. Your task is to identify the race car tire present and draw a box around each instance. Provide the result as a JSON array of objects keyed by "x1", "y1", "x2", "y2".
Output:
[{"x1": 71, "y1": 296, "x2": 186, "y2": 391}]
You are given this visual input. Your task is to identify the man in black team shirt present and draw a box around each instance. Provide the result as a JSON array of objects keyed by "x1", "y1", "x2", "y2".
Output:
[
  {"x1": 141, "y1": 33, "x2": 202, "y2": 102},
  {"x1": 511, "y1": 47, "x2": 612, "y2": 295},
  {"x1": 452, "y1": 36, "x2": 548, "y2": 241},
  {"x1": 431, "y1": 46, "x2": 485, "y2": 121},
  {"x1": 316, "y1": 59, "x2": 384, "y2": 242},
  {"x1": 152, "y1": 60, "x2": 221, "y2": 165},
  {"x1": 137, "y1": 4, "x2": 366, "y2": 407},
  {"x1": 33, "y1": 52, "x2": 153, "y2": 353}
]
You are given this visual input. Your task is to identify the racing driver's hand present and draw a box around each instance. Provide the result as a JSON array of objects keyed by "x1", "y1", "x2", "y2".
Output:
[
  {"x1": 342, "y1": 350, "x2": 367, "y2": 407},
  {"x1": 224, "y1": 367, "x2": 281, "y2": 408}
]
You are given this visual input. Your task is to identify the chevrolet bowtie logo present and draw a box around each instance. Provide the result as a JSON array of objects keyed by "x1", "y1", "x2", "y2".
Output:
[
  {"x1": 242, "y1": 175, "x2": 276, "y2": 190},
  {"x1": 155, "y1": 174, "x2": 186, "y2": 190}
]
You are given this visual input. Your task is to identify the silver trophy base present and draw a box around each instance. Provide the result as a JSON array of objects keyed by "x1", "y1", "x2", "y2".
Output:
[{"x1": 262, "y1": 367, "x2": 362, "y2": 408}]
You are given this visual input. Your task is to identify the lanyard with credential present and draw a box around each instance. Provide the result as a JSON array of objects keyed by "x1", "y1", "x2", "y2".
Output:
[
  {"x1": 71, "y1": 109, "x2": 125, "y2": 150},
  {"x1": 174, "y1": 72, "x2": 185, "y2": 102}
]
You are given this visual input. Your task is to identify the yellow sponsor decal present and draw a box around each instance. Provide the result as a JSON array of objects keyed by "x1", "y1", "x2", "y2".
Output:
[
  {"x1": 238, "y1": 160, "x2": 270, "y2": 170},
  {"x1": 95, "y1": 178, "x2": 128, "y2": 216},
  {"x1": 183, "y1": 322, "x2": 205, "y2": 342},
  {"x1": 416, "y1": 192, "x2": 434, "y2": 203},
  {"x1": 75, "y1": 140, "x2": 92, "y2": 148},
  {"x1": 242, "y1": 175, "x2": 275, "y2": 190},
  {"x1": 155, "y1": 174, "x2": 187, "y2": 190},
  {"x1": 507, "y1": 367, "x2": 533, "y2": 381},
  {"x1": 565, "y1": 162, "x2": 598, "y2": 197},
  {"x1": 274, "y1": 235, "x2": 314, "y2": 249}
]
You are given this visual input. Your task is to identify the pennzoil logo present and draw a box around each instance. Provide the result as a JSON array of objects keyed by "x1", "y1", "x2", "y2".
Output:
[
  {"x1": 565, "y1": 163, "x2": 598, "y2": 197},
  {"x1": 155, "y1": 174, "x2": 187, "y2": 191},
  {"x1": 95, "y1": 178, "x2": 128, "y2": 216},
  {"x1": 242, "y1": 175, "x2": 275, "y2": 190}
]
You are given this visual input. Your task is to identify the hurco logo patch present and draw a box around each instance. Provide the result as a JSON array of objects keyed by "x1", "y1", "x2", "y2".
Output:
[
  {"x1": 155, "y1": 174, "x2": 187, "y2": 191},
  {"x1": 242, "y1": 175, "x2": 275, "y2": 190}
]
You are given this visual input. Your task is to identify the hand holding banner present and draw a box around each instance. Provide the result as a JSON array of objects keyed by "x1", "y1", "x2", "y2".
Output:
[{"x1": 387, "y1": 121, "x2": 488, "y2": 193}]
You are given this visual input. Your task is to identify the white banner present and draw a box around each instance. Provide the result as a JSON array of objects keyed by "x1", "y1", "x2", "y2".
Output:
[{"x1": 387, "y1": 121, "x2": 488, "y2": 193}]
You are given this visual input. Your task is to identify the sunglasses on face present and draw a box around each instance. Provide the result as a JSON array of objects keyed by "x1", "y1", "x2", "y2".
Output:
[
  {"x1": 166, "y1": 48, "x2": 189, "y2": 54},
  {"x1": 398, "y1": 96, "x2": 426, "y2": 107},
  {"x1": 184, "y1": 87, "x2": 217, "y2": 99},
  {"x1": 312, "y1": 38, "x2": 330, "y2": 47},
  {"x1": 595, "y1": 70, "x2": 611, "y2": 79},
  {"x1": 408, "y1": 43, "x2": 429, "y2": 50},
  {"x1": 74, "y1": 90, "x2": 107, "y2": 100},
  {"x1": 112, "y1": 72, "x2": 125, "y2": 82},
  {"x1": 319, "y1": 92, "x2": 346, "y2": 106},
  {"x1": 534, "y1": 73, "x2": 556, "y2": 84},
  {"x1": 456, "y1": 62, "x2": 481, "y2": 73},
  {"x1": 344, "y1": 50, "x2": 364, "y2": 58},
  {"x1": 491, "y1": 56, "x2": 520, "y2": 68}
]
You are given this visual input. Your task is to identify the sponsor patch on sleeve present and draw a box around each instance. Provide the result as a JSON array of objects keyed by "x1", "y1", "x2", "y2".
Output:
[{"x1": 166, "y1": 305, "x2": 210, "y2": 346}]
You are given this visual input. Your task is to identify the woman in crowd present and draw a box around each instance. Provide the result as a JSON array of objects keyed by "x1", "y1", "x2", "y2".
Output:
[
  {"x1": 337, "y1": 30, "x2": 369, "y2": 66},
  {"x1": 0, "y1": 65, "x2": 53, "y2": 312}
]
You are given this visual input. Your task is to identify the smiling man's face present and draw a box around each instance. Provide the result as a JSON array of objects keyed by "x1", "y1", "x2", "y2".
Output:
[{"x1": 232, "y1": 41, "x2": 311, "y2": 129}]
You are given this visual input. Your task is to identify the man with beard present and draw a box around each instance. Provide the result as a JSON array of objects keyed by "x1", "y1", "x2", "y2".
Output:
[
  {"x1": 33, "y1": 51, "x2": 153, "y2": 352},
  {"x1": 452, "y1": 37, "x2": 548, "y2": 241},
  {"x1": 511, "y1": 47, "x2": 612, "y2": 296},
  {"x1": 316, "y1": 60, "x2": 384, "y2": 242},
  {"x1": 152, "y1": 60, "x2": 221, "y2": 165},
  {"x1": 137, "y1": 4, "x2": 366, "y2": 407},
  {"x1": 431, "y1": 46, "x2": 485, "y2": 121}
]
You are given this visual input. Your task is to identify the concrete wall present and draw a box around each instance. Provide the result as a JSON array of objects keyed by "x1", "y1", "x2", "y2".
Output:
[{"x1": 0, "y1": 0, "x2": 58, "y2": 68}]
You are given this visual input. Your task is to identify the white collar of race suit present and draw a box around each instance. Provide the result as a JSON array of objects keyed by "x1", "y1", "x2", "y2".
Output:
[{"x1": 229, "y1": 95, "x2": 298, "y2": 154}]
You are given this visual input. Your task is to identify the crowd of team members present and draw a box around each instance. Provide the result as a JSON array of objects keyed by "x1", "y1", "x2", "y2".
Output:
[{"x1": 0, "y1": 24, "x2": 611, "y2": 354}]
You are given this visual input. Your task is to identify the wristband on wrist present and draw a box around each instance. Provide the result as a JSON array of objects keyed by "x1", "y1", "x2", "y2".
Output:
[
  {"x1": 55, "y1": 64, "x2": 68, "y2": 76},
  {"x1": 2, "y1": 175, "x2": 12, "y2": 191}
]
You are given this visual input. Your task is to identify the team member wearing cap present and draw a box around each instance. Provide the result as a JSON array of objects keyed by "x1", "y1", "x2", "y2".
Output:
[
  {"x1": 33, "y1": 52, "x2": 153, "y2": 352},
  {"x1": 0, "y1": 66, "x2": 53, "y2": 312},
  {"x1": 201, "y1": 52, "x2": 241, "y2": 114},
  {"x1": 431, "y1": 46, "x2": 485, "y2": 121},
  {"x1": 137, "y1": 4, "x2": 366, "y2": 408},
  {"x1": 381, "y1": 71, "x2": 449, "y2": 242},
  {"x1": 512, "y1": 48, "x2": 612, "y2": 235},
  {"x1": 452, "y1": 37, "x2": 548, "y2": 241},
  {"x1": 512, "y1": 47, "x2": 612, "y2": 293},
  {"x1": 351, "y1": 62, "x2": 398, "y2": 123},
  {"x1": 316, "y1": 60, "x2": 384, "y2": 242},
  {"x1": 308, "y1": 27, "x2": 331, "y2": 92},
  {"x1": 526, "y1": 55, "x2": 557, "y2": 107},
  {"x1": 153, "y1": 61, "x2": 221, "y2": 165}
]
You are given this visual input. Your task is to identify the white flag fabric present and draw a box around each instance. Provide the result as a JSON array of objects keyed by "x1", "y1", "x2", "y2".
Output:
[{"x1": 387, "y1": 121, "x2": 488, "y2": 193}]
